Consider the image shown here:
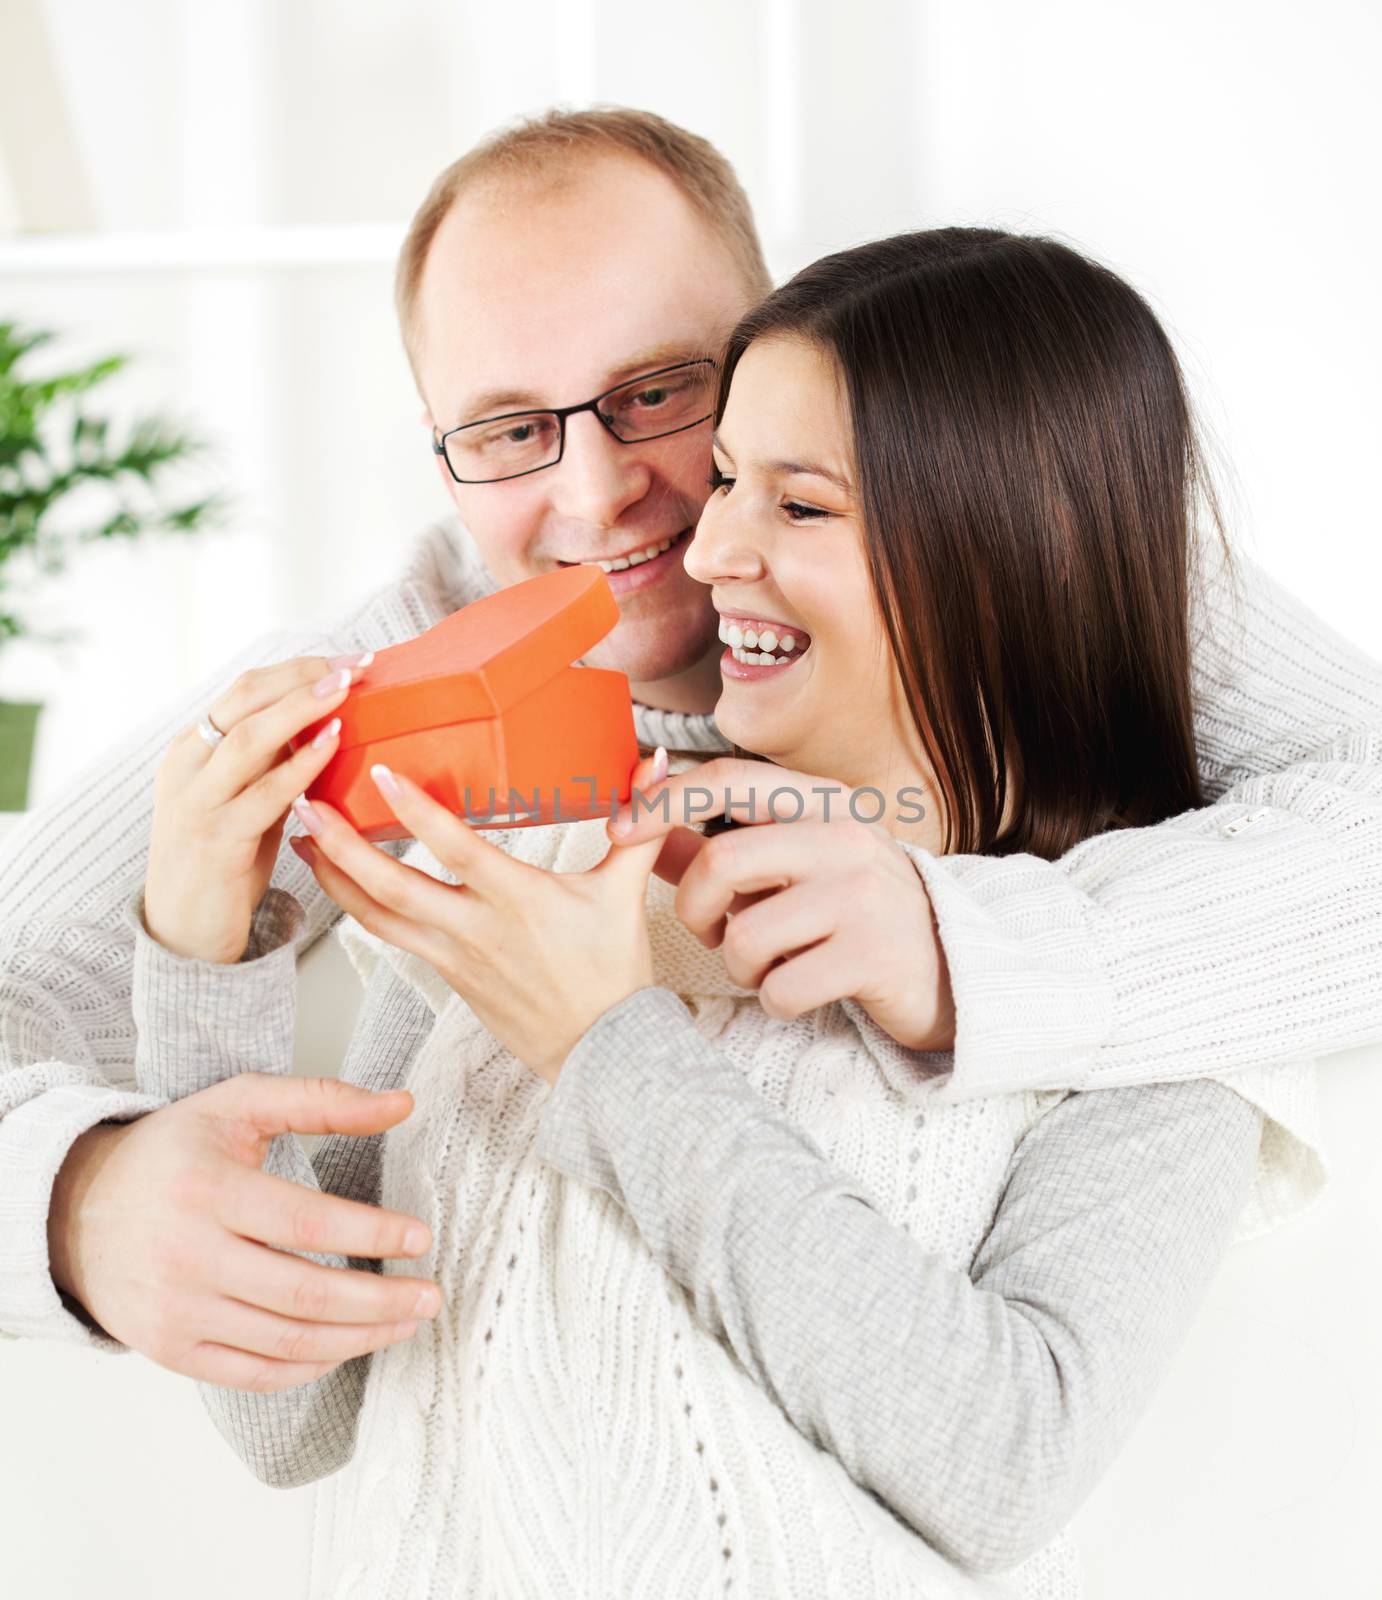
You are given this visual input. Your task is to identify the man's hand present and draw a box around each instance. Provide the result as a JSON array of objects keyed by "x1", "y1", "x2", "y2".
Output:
[
  {"x1": 608, "y1": 756, "x2": 956, "y2": 1052},
  {"x1": 48, "y1": 1075, "x2": 442, "y2": 1392}
]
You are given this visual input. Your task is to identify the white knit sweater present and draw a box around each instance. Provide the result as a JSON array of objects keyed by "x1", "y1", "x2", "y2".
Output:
[
  {"x1": 2, "y1": 512, "x2": 1378, "y2": 1355},
  {"x1": 0, "y1": 516, "x2": 1377, "y2": 1595},
  {"x1": 308, "y1": 790, "x2": 1322, "y2": 1600}
]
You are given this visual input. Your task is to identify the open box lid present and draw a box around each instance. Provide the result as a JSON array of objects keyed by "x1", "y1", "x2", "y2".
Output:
[{"x1": 325, "y1": 564, "x2": 620, "y2": 748}]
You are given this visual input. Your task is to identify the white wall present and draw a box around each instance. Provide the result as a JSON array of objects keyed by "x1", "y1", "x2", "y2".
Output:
[
  {"x1": 2, "y1": 4, "x2": 1380, "y2": 1598},
  {"x1": 0, "y1": 0, "x2": 1377, "y2": 804}
]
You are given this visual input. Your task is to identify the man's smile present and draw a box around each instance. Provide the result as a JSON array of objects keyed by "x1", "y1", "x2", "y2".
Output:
[{"x1": 557, "y1": 526, "x2": 694, "y2": 592}]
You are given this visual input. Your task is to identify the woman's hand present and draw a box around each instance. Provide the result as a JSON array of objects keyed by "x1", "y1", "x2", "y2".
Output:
[
  {"x1": 144, "y1": 650, "x2": 372, "y2": 964},
  {"x1": 608, "y1": 756, "x2": 956, "y2": 1053},
  {"x1": 288, "y1": 750, "x2": 672, "y2": 1085}
]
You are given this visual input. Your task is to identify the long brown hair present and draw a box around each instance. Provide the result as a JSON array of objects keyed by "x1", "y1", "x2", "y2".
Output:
[{"x1": 716, "y1": 228, "x2": 1240, "y2": 859}]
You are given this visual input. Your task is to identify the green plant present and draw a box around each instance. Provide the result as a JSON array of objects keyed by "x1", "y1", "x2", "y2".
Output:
[{"x1": 0, "y1": 319, "x2": 224, "y2": 662}]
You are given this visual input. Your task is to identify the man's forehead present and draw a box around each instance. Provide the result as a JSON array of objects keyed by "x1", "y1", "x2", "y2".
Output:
[{"x1": 414, "y1": 159, "x2": 751, "y2": 426}]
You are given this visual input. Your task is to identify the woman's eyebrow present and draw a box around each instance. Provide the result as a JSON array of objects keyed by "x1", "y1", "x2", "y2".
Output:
[
  {"x1": 771, "y1": 458, "x2": 853, "y2": 493},
  {"x1": 712, "y1": 432, "x2": 851, "y2": 493}
]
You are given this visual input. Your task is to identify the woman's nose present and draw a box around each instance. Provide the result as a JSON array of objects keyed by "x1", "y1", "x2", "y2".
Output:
[
  {"x1": 547, "y1": 411, "x2": 653, "y2": 529},
  {"x1": 685, "y1": 488, "x2": 766, "y2": 585}
]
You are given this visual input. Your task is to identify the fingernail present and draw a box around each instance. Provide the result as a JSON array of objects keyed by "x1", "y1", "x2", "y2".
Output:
[
  {"x1": 311, "y1": 716, "x2": 341, "y2": 750},
  {"x1": 328, "y1": 650, "x2": 373, "y2": 671},
  {"x1": 313, "y1": 668, "x2": 351, "y2": 698},
  {"x1": 404, "y1": 1225, "x2": 429, "y2": 1254},
  {"x1": 413, "y1": 1286, "x2": 441, "y2": 1317},
  {"x1": 609, "y1": 809, "x2": 634, "y2": 838},
  {"x1": 371, "y1": 763, "x2": 403, "y2": 798},
  {"x1": 651, "y1": 745, "x2": 668, "y2": 783},
  {"x1": 293, "y1": 795, "x2": 322, "y2": 835}
]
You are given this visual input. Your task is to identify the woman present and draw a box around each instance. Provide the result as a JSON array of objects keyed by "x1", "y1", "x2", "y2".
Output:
[{"x1": 134, "y1": 229, "x2": 1319, "y2": 1597}]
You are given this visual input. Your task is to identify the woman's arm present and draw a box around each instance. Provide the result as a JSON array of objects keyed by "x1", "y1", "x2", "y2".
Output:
[
  {"x1": 534, "y1": 985, "x2": 1262, "y2": 1576},
  {"x1": 916, "y1": 549, "x2": 1382, "y2": 1098},
  {"x1": 126, "y1": 880, "x2": 436, "y2": 1487}
]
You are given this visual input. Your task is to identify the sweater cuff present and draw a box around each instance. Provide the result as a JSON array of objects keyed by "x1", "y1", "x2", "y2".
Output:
[
  {"x1": 124, "y1": 883, "x2": 304, "y2": 1100},
  {"x1": 893, "y1": 841, "x2": 1114, "y2": 1104},
  {"x1": 0, "y1": 1082, "x2": 167, "y2": 1350}
]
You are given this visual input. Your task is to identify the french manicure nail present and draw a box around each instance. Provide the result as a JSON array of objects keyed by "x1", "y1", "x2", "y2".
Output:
[
  {"x1": 652, "y1": 744, "x2": 668, "y2": 783},
  {"x1": 293, "y1": 795, "x2": 322, "y2": 835},
  {"x1": 313, "y1": 668, "x2": 351, "y2": 698},
  {"x1": 327, "y1": 650, "x2": 374, "y2": 671},
  {"x1": 311, "y1": 716, "x2": 341, "y2": 750},
  {"x1": 404, "y1": 1225, "x2": 429, "y2": 1254},
  {"x1": 371, "y1": 763, "x2": 403, "y2": 798}
]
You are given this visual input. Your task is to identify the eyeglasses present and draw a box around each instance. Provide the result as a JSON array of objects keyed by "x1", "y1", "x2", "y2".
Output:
[{"x1": 432, "y1": 358, "x2": 718, "y2": 485}]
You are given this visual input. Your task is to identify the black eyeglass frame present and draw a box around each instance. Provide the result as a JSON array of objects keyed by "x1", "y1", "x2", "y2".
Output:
[{"x1": 431, "y1": 358, "x2": 718, "y2": 485}]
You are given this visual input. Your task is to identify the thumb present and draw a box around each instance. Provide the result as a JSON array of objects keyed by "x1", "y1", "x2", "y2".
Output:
[
  {"x1": 208, "y1": 1073, "x2": 416, "y2": 1144},
  {"x1": 602, "y1": 747, "x2": 672, "y2": 882}
]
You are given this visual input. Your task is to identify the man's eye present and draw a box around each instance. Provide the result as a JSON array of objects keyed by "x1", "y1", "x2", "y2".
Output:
[
  {"x1": 475, "y1": 417, "x2": 554, "y2": 450},
  {"x1": 634, "y1": 387, "x2": 669, "y2": 407}
]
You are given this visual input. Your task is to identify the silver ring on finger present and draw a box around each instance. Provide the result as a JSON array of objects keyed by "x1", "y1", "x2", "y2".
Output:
[{"x1": 197, "y1": 712, "x2": 226, "y2": 750}]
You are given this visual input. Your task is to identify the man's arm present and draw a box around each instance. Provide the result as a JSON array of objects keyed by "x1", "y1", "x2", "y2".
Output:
[
  {"x1": 0, "y1": 600, "x2": 417, "y2": 1348},
  {"x1": 536, "y1": 985, "x2": 1264, "y2": 1575},
  {"x1": 126, "y1": 886, "x2": 437, "y2": 1485},
  {"x1": 913, "y1": 548, "x2": 1382, "y2": 1099}
]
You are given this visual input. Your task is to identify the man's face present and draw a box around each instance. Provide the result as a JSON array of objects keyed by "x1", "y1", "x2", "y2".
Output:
[{"x1": 412, "y1": 154, "x2": 759, "y2": 699}]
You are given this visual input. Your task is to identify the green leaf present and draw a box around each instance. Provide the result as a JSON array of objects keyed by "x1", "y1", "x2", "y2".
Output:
[{"x1": 0, "y1": 318, "x2": 225, "y2": 664}]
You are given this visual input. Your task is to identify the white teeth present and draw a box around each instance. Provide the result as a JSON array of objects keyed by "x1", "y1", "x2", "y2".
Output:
[
  {"x1": 729, "y1": 647, "x2": 800, "y2": 667},
  {"x1": 718, "y1": 617, "x2": 810, "y2": 665},
  {"x1": 595, "y1": 534, "x2": 677, "y2": 574}
]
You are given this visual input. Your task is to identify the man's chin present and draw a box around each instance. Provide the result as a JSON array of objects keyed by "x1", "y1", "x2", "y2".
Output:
[{"x1": 582, "y1": 628, "x2": 719, "y2": 688}]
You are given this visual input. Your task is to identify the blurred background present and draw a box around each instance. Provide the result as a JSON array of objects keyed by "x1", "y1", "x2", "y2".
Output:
[
  {"x1": 1, "y1": 3, "x2": 1380, "y2": 1598},
  {"x1": 0, "y1": 0, "x2": 1378, "y2": 806}
]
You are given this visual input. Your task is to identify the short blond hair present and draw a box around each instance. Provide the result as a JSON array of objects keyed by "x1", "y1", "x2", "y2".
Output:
[{"x1": 394, "y1": 105, "x2": 772, "y2": 373}]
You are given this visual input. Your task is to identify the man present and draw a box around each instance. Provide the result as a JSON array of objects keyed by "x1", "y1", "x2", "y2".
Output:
[{"x1": 2, "y1": 107, "x2": 1380, "y2": 1400}]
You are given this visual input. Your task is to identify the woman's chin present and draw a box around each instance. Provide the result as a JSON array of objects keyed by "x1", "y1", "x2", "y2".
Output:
[
  {"x1": 714, "y1": 644, "x2": 816, "y2": 754},
  {"x1": 713, "y1": 701, "x2": 799, "y2": 766}
]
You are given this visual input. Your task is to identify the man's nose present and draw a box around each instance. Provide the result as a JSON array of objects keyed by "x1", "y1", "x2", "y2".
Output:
[{"x1": 547, "y1": 411, "x2": 654, "y2": 529}]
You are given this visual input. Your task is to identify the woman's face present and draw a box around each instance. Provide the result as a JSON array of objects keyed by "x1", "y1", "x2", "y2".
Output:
[{"x1": 685, "y1": 334, "x2": 936, "y2": 825}]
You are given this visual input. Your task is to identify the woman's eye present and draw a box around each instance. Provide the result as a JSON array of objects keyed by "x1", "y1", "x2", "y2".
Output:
[
  {"x1": 783, "y1": 501, "x2": 829, "y2": 521},
  {"x1": 707, "y1": 465, "x2": 734, "y2": 492}
]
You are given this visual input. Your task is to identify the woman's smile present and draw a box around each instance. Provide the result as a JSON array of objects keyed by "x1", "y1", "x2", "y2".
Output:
[{"x1": 716, "y1": 610, "x2": 812, "y2": 677}]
